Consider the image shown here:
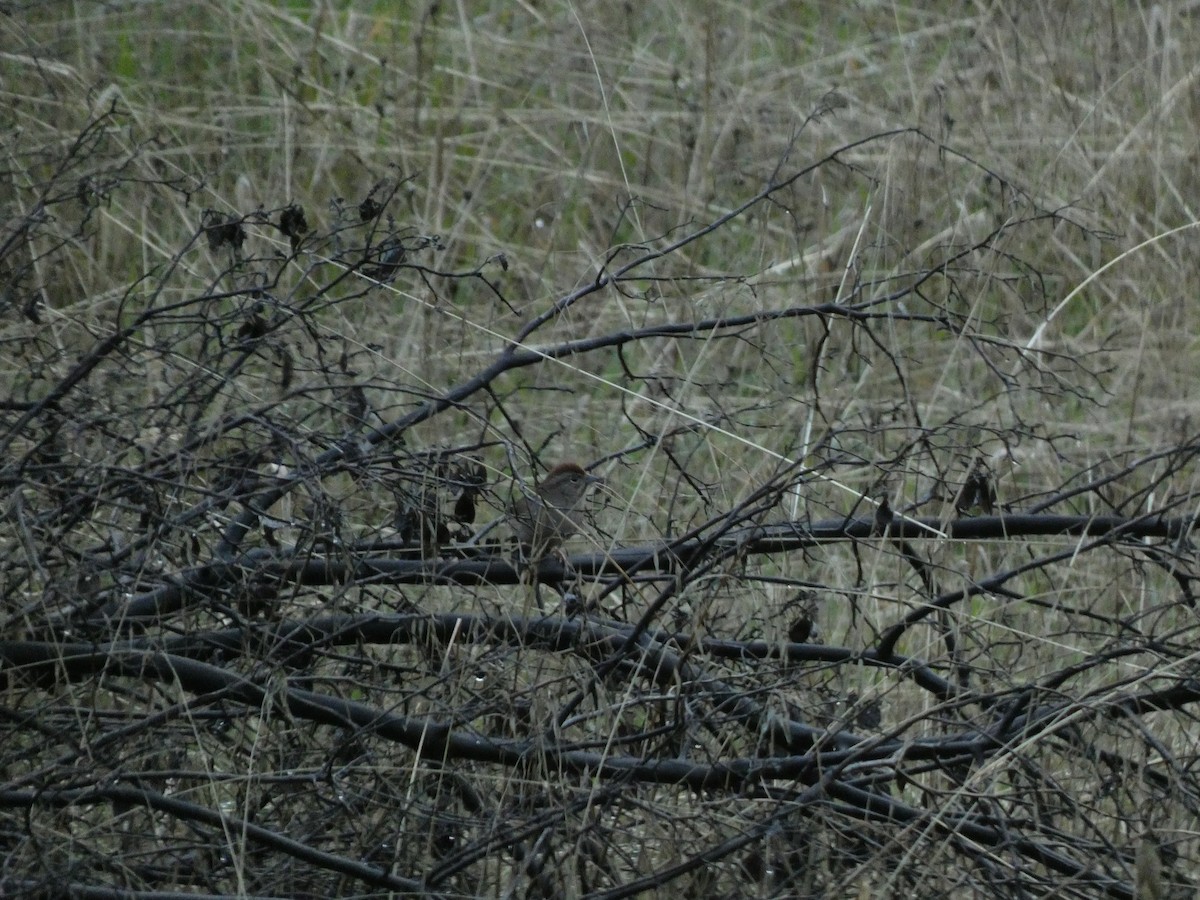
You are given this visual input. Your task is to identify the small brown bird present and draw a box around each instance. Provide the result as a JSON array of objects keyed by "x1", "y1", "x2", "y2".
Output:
[{"x1": 507, "y1": 462, "x2": 602, "y2": 558}]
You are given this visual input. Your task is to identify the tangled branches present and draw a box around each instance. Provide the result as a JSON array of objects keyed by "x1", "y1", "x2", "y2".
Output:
[{"x1": 2, "y1": 115, "x2": 1198, "y2": 899}]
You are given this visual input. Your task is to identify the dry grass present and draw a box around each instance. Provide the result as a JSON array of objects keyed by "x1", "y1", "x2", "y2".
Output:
[{"x1": 3, "y1": 1, "x2": 1200, "y2": 897}]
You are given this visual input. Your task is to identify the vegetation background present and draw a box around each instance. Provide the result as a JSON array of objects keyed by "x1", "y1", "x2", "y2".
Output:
[{"x1": 3, "y1": 1, "x2": 1200, "y2": 897}]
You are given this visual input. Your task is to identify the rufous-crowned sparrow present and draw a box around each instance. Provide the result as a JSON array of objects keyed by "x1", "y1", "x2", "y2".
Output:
[{"x1": 508, "y1": 462, "x2": 602, "y2": 557}]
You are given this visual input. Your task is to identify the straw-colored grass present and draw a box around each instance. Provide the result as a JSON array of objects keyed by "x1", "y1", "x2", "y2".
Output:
[{"x1": 3, "y1": 2, "x2": 1200, "y2": 897}]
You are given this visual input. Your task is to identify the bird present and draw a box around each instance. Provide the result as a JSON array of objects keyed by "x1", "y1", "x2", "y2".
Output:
[{"x1": 507, "y1": 462, "x2": 602, "y2": 559}]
